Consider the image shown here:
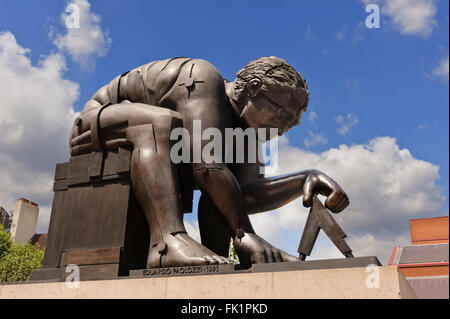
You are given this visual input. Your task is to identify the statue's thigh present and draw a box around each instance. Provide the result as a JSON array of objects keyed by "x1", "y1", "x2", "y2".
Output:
[
  {"x1": 70, "y1": 103, "x2": 181, "y2": 155},
  {"x1": 100, "y1": 103, "x2": 180, "y2": 129},
  {"x1": 99, "y1": 103, "x2": 182, "y2": 149}
]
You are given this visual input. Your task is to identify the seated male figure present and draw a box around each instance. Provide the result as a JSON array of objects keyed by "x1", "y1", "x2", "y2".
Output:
[{"x1": 70, "y1": 56, "x2": 349, "y2": 268}]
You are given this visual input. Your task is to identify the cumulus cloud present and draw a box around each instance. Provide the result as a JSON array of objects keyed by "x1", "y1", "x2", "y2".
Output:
[
  {"x1": 417, "y1": 123, "x2": 429, "y2": 130},
  {"x1": 304, "y1": 25, "x2": 314, "y2": 41},
  {"x1": 431, "y1": 54, "x2": 449, "y2": 82},
  {"x1": 333, "y1": 22, "x2": 366, "y2": 45},
  {"x1": 335, "y1": 25, "x2": 349, "y2": 43},
  {"x1": 352, "y1": 22, "x2": 366, "y2": 44},
  {"x1": 52, "y1": 0, "x2": 111, "y2": 69},
  {"x1": 250, "y1": 135, "x2": 445, "y2": 264},
  {"x1": 153, "y1": 135, "x2": 444, "y2": 265},
  {"x1": 361, "y1": 0, "x2": 438, "y2": 37},
  {"x1": 336, "y1": 113, "x2": 359, "y2": 136},
  {"x1": 384, "y1": 0, "x2": 437, "y2": 37},
  {"x1": 303, "y1": 131, "x2": 327, "y2": 148},
  {"x1": 0, "y1": 31, "x2": 79, "y2": 232},
  {"x1": 346, "y1": 79, "x2": 361, "y2": 93},
  {"x1": 308, "y1": 111, "x2": 318, "y2": 126}
]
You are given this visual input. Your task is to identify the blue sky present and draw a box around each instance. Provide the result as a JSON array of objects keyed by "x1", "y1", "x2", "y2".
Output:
[{"x1": 0, "y1": 0, "x2": 448, "y2": 263}]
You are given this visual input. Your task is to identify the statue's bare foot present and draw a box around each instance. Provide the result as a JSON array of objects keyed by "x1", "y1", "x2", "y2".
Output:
[
  {"x1": 147, "y1": 232, "x2": 234, "y2": 268},
  {"x1": 233, "y1": 231, "x2": 298, "y2": 268}
]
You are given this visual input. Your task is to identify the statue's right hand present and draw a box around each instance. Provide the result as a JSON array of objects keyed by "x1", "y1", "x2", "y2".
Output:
[{"x1": 302, "y1": 170, "x2": 349, "y2": 214}]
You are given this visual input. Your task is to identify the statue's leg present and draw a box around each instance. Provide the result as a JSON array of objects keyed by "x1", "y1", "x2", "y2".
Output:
[
  {"x1": 198, "y1": 194, "x2": 231, "y2": 257},
  {"x1": 70, "y1": 103, "x2": 233, "y2": 268}
]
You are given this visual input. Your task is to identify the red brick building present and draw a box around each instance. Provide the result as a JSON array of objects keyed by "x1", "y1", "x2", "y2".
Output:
[{"x1": 389, "y1": 216, "x2": 449, "y2": 298}]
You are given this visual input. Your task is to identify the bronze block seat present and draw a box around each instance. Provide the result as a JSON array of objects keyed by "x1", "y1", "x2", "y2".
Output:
[
  {"x1": 32, "y1": 148, "x2": 150, "y2": 281},
  {"x1": 31, "y1": 148, "x2": 195, "y2": 281}
]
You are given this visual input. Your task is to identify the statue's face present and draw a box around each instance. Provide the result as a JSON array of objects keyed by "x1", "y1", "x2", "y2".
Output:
[{"x1": 240, "y1": 80, "x2": 306, "y2": 139}]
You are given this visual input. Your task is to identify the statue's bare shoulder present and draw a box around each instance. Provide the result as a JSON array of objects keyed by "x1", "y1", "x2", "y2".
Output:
[
  {"x1": 81, "y1": 57, "x2": 226, "y2": 115},
  {"x1": 147, "y1": 58, "x2": 226, "y2": 109}
]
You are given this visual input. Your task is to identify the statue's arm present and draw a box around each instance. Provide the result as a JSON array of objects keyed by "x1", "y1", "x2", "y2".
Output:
[
  {"x1": 242, "y1": 170, "x2": 311, "y2": 213},
  {"x1": 179, "y1": 60, "x2": 256, "y2": 235},
  {"x1": 236, "y1": 162, "x2": 349, "y2": 214}
]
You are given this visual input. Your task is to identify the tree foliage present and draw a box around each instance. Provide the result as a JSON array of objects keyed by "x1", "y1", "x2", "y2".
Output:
[
  {"x1": 0, "y1": 225, "x2": 12, "y2": 259},
  {"x1": 0, "y1": 226, "x2": 44, "y2": 282},
  {"x1": 229, "y1": 240, "x2": 240, "y2": 263}
]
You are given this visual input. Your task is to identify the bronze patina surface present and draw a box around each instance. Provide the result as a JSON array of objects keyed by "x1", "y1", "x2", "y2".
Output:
[{"x1": 34, "y1": 57, "x2": 352, "y2": 280}]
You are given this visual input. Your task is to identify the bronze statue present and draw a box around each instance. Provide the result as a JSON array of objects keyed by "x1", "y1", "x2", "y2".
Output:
[{"x1": 69, "y1": 57, "x2": 349, "y2": 269}]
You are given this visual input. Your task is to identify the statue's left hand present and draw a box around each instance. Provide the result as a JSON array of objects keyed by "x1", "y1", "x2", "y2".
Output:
[{"x1": 302, "y1": 170, "x2": 349, "y2": 213}]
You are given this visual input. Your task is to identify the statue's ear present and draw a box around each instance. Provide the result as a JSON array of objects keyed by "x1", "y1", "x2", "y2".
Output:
[{"x1": 247, "y1": 78, "x2": 263, "y2": 98}]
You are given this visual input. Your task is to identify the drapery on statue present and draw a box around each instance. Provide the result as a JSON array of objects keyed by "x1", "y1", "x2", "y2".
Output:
[{"x1": 69, "y1": 57, "x2": 350, "y2": 269}]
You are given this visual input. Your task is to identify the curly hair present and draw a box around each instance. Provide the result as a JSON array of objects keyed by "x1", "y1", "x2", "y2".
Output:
[{"x1": 234, "y1": 56, "x2": 309, "y2": 111}]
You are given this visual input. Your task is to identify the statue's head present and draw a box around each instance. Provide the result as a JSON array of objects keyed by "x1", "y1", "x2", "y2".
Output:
[{"x1": 234, "y1": 56, "x2": 309, "y2": 138}]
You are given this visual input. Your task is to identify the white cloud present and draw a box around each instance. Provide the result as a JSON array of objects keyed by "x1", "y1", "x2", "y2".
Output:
[
  {"x1": 335, "y1": 25, "x2": 349, "y2": 43},
  {"x1": 346, "y1": 79, "x2": 361, "y2": 93},
  {"x1": 384, "y1": 0, "x2": 437, "y2": 37},
  {"x1": 184, "y1": 220, "x2": 201, "y2": 243},
  {"x1": 303, "y1": 131, "x2": 327, "y2": 148},
  {"x1": 352, "y1": 22, "x2": 366, "y2": 44},
  {"x1": 52, "y1": 0, "x2": 111, "y2": 69},
  {"x1": 334, "y1": 22, "x2": 366, "y2": 45},
  {"x1": 432, "y1": 54, "x2": 449, "y2": 81},
  {"x1": 347, "y1": 232, "x2": 410, "y2": 260},
  {"x1": 0, "y1": 31, "x2": 79, "y2": 232},
  {"x1": 417, "y1": 123, "x2": 429, "y2": 130},
  {"x1": 336, "y1": 113, "x2": 359, "y2": 136},
  {"x1": 304, "y1": 25, "x2": 314, "y2": 41},
  {"x1": 250, "y1": 211, "x2": 283, "y2": 245},
  {"x1": 308, "y1": 111, "x2": 318, "y2": 126},
  {"x1": 254, "y1": 135, "x2": 445, "y2": 264},
  {"x1": 361, "y1": 0, "x2": 438, "y2": 37}
]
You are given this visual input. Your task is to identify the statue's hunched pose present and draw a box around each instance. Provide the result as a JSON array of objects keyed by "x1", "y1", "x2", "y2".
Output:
[{"x1": 69, "y1": 57, "x2": 349, "y2": 269}]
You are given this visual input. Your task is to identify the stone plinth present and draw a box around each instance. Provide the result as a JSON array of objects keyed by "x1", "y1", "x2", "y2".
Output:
[{"x1": 1, "y1": 265, "x2": 416, "y2": 299}]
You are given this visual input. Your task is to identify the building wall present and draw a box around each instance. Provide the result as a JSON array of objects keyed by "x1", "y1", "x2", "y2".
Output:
[
  {"x1": 410, "y1": 216, "x2": 449, "y2": 245},
  {"x1": 389, "y1": 216, "x2": 449, "y2": 298},
  {"x1": 0, "y1": 207, "x2": 12, "y2": 232},
  {"x1": 9, "y1": 198, "x2": 39, "y2": 244}
]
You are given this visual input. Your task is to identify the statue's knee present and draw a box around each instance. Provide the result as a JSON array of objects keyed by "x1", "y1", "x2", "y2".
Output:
[
  {"x1": 132, "y1": 144, "x2": 158, "y2": 164},
  {"x1": 192, "y1": 163, "x2": 226, "y2": 187},
  {"x1": 153, "y1": 111, "x2": 183, "y2": 133},
  {"x1": 129, "y1": 105, "x2": 182, "y2": 129}
]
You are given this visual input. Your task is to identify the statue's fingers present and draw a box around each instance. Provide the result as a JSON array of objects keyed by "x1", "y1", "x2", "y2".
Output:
[
  {"x1": 332, "y1": 202, "x2": 346, "y2": 214},
  {"x1": 326, "y1": 192, "x2": 349, "y2": 213},
  {"x1": 324, "y1": 191, "x2": 339, "y2": 212},
  {"x1": 336, "y1": 196, "x2": 350, "y2": 213},
  {"x1": 303, "y1": 176, "x2": 314, "y2": 207},
  {"x1": 325, "y1": 191, "x2": 345, "y2": 213}
]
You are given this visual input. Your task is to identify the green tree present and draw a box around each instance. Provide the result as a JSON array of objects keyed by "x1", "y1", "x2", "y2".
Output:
[
  {"x1": 0, "y1": 225, "x2": 12, "y2": 259},
  {"x1": 229, "y1": 240, "x2": 239, "y2": 263},
  {"x1": 0, "y1": 226, "x2": 44, "y2": 282}
]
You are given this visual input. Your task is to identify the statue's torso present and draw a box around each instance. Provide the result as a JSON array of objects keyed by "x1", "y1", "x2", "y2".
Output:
[
  {"x1": 118, "y1": 57, "x2": 193, "y2": 108},
  {"x1": 82, "y1": 57, "x2": 233, "y2": 117}
]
